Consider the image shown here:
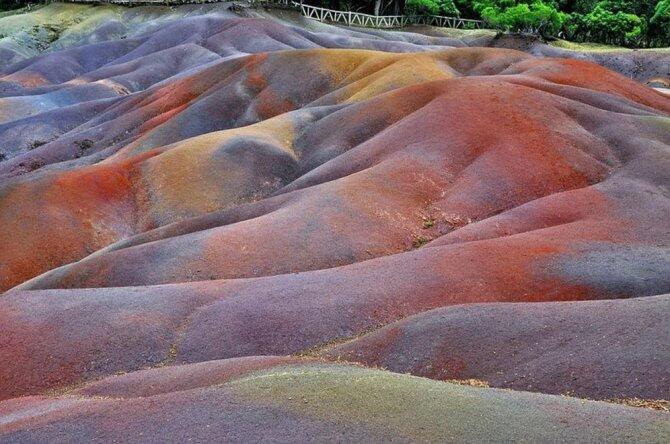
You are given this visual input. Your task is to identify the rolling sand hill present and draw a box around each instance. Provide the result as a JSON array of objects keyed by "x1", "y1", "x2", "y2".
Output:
[{"x1": 0, "y1": 2, "x2": 668, "y2": 442}]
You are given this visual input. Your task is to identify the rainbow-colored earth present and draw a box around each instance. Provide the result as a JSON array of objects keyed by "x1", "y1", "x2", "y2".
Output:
[{"x1": 0, "y1": 3, "x2": 668, "y2": 441}]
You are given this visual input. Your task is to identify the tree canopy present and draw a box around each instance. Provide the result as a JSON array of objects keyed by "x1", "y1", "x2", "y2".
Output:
[{"x1": 318, "y1": 0, "x2": 670, "y2": 47}]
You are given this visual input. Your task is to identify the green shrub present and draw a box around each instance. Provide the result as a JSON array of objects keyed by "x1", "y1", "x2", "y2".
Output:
[
  {"x1": 566, "y1": 1, "x2": 644, "y2": 46},
  {"x1": 405, "y1": 0, "x2": 459, "y2": 16},
  {"x1": 649, "y1": 0, "x2": 670, "y2": 45},
  {"x1": 477, "y1": 1, "x2": 567, "y2": 36}
]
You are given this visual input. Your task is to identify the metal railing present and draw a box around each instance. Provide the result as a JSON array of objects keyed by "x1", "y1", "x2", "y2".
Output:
[
  {"x1": 64, "y1": 0, "x2": 488, "y2": 30},
  {"x1": 296, "y1": 4, "x2": 410, "y2": 28},
  {"x1": 420, "y1": 14, "x2": 486, "y2": 29},
  {"x1": 292, "y1": 3, "x2": 486, "y2": 30}
]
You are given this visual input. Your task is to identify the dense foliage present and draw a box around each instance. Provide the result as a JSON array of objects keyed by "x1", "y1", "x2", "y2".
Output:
[
  {"x1": 0, "y1": 0, "x2": 26, "y2": 10},
  {"x1": 318, "y1": 0, "x2": 670, "y2": 47},
  {"x1": 476, "y1": 1, "x2": 566, "y2": 36},
  {"x1": 405, "y1": 0, "x2": 458, "y2": 16}
]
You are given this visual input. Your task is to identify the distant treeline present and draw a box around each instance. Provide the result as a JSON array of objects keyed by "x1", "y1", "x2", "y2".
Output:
[
  {"x1": 315, "y1": 0, "x2": 670, "y2": 47},
  {"x1": 1, "y1": 0, "x2": 16, "y2": 8},
  {"x1": 2, "y1": 1, "x2": 669, "y2": 48},
  {"x1": 1, "y1": 0, "x2": 28, "y2": 10}
]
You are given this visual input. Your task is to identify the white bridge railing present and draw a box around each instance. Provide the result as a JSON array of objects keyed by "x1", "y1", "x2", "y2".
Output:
[
  {"x1": 420, "y1": 14, "x2": 486, "y2": 29},
  {"x1": 252, "y1": 1, "x2": 487, "y2": 29},
  {"x1": 66, "y1": 0, "x2": 488, "y2": 30},
  {"x1": 297, "y1": 4, "x2": 410, "y2": 28}
]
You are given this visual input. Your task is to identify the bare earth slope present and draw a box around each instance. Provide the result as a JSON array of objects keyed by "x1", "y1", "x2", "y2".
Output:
[{"x1": 0, "y1": 3, "x2": 668, "y2": 442}]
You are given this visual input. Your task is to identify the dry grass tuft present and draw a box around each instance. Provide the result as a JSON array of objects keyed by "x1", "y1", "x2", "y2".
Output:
[
  {"x1": 445, "y1": 378, "x2": 490, "y2": 388},
  {"x1": 606, "y1": 398, "x2": 669, "y2": 411}
]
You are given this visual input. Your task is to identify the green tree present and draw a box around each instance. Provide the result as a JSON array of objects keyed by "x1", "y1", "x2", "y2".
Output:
[
  {"x1": 649, "y1": 0, "x2": 670, "y2": 45},
  {"x1": 307, "y1": 0, "x2": 670, "y2": 46},
  {"x1": 477, "y1": 1, "x2": 567, "y2": 36},
  {"x1": 566, "y1": 1, "x2": 644, "y2": 46},
  {"x1": 405, "y1": 0, "x2": 459, "y2": 15},
  {"x1": 454, "y1": 0, "x2": 478, "y2": 17},
  {"x1": 1, "y1": 0, "x2": 27, "y2": 11}
]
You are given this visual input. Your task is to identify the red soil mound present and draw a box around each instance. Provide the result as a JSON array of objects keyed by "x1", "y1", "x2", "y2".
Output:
[
  {"x1": 1, "y1": 47, "x2": 669, "y2": 402},
  {"x1": 326, "y1": 295, "x2": 670, "y2": 400}
]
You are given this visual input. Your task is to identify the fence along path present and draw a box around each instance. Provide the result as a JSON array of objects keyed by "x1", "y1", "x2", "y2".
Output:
[
  {"x1": 291, "y1": 3, "x2": 486, "y2": 29},
  {"x1": 250, "y1": 0, "x2": 487, "y2": 29},
  {"x1": 65, "y1": 0, "x2": 488, "y2": 30},
  {"x1": 296, "y1": 3, "x2": 410, "y2": 28}
]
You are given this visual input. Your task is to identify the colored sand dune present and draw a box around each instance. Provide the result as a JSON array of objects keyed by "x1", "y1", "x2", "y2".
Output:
[
  {"x1": 0, "y1": 2, "x2": 668, "y2": 441},
  {"x1": 2, "y1": 360, "x2": 668, "y2": 442}
]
